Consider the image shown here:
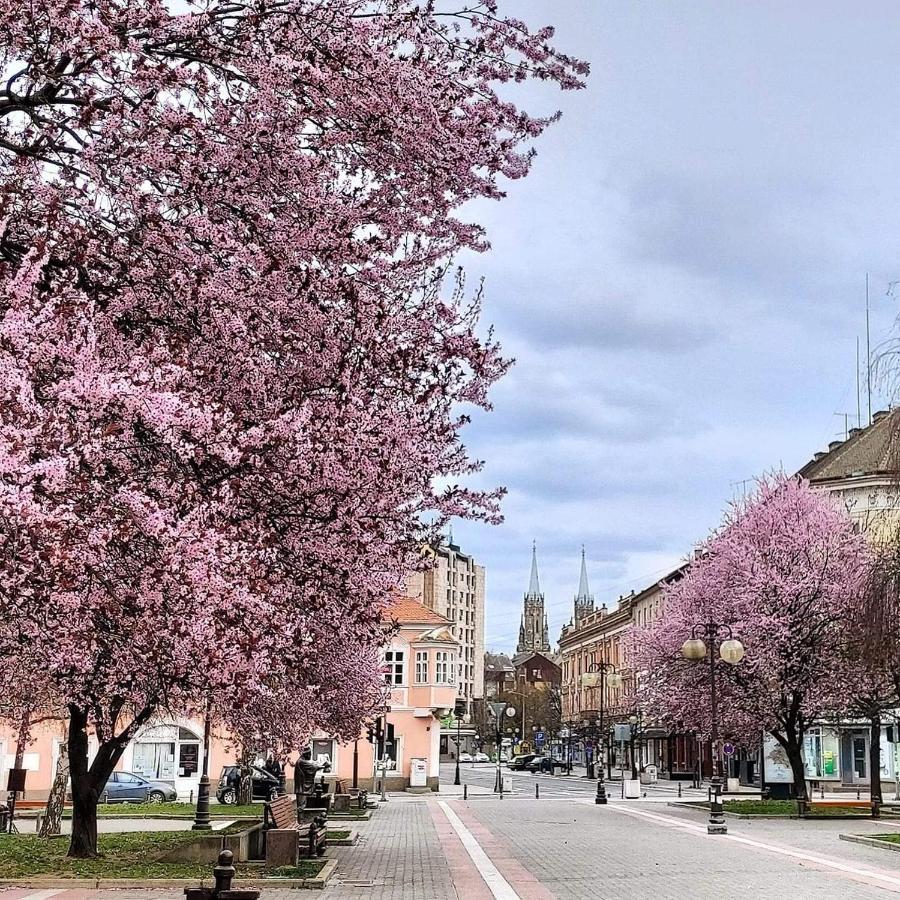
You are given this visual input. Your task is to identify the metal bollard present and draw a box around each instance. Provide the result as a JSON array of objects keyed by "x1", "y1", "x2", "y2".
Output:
[
  {"x1": 535, "y1": 783, "x2": 539, "y2": 799},
  {"x1": 820, "y1": 786, "x2": 824, "y2": 799},
  {"x1": 463, "y1": 784, "x2": 468, "y2": 801},
  {"x1": 677, "y1": 782, "x2": 682, "y2": 798},
  {"x1": 857, "y1": 787, "x2": 861, "y2": 800},
  {"x1": 214, "y1": 849, "x2": 235, "y2": 896}
]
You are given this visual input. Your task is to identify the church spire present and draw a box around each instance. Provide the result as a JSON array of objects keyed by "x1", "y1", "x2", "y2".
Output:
[
  {"x1": 577, "y1": 546, "x2": 591, "y2": 599},
  {"x1": 574, "y1": 545, "x2": 595, "y2": 628},
  {"x1": 528, "y1": 540, "x2": 541, "y2": 596},
  {"x1": 517, "y1": 542, "x2": 551, "y2": 655}
]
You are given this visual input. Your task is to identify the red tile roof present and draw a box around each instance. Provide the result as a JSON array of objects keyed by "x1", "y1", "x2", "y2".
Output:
[{"x1": 387, "y1": 596, "x2": 450, "y2": 626}]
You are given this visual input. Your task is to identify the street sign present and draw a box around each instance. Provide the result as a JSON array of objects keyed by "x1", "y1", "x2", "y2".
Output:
[
  {"x1": 723, "y1": 742, "x2": 735, "y2": 756},
  {"x1": 534, "y1": 730, "x2": 545, "y2": 746}
]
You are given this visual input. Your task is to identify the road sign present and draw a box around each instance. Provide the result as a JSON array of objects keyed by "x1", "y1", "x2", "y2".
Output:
[
  {"x1": 723, "y1": 742, "x2": 735, "y2": 756},
  {"x1": 534, "y1": 730, "x2": 545, "y2": 747}
]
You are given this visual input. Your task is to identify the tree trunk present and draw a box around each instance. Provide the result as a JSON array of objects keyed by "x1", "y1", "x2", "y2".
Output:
[
  {"x1": 39, "y1": 743, "x2": 69, "y2": 838},
  {"x1": 66, "y1": 708, "x2": 120, "y2": 858},
  {"x1": 67, "y1": 707, "x2": 101, "y2": 858},
  {"x1": 784, "y1": 738, "x2": 808, "y2": 802},
  {"x1": 870, "y1": 713, "x2": 883, "y2": 804},
  {"x1": 238, "y1": 748, "x2": 254, "y2": 805}
]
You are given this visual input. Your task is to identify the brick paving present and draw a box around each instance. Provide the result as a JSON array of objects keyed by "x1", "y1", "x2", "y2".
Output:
[{"x1": 8, "y1": 795, "x2": 900, "y2": 898}]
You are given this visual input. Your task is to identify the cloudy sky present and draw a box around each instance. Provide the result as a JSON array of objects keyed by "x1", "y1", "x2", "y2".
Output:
[{"x1": 450, "y1": 0, "x2": 900, "y2": 653}]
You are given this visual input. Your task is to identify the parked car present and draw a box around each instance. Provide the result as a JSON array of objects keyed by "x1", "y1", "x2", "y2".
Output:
[
  {"x1": 216, "y1": 765, "x2": 282, "y2": 804},
  {"x1": 507, "y1": 753, "x2": 538, "y2": 771},
  {"x1": 459, "y1": 752, "x2": 473, "y2": 763},
  {"x1": 474, "y1": 752, "x2": 490, "y2": 763},
  {"x1": 101, "y1": 771, "x2": 177, "y2": 804}
]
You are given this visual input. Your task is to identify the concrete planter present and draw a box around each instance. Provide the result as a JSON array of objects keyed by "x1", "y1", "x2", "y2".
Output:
[{"x1": 159, "y1": 823, "x2": 265, "y2": 864}]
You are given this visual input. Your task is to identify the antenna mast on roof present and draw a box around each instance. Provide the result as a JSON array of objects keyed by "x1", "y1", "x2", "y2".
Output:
[
  {"x1": 857, "y1": 336, "x2": 862, "y2": 429},
  {"x1": 834, "y1": 412, "x2": 853, "y2": 441},
  {"x1": 867, "y1": 273, "x2": 873, "y2": 426}
]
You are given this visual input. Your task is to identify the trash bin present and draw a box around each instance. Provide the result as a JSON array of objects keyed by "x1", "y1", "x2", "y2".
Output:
[
  {"x1": 622, "y1": 779, "x2": 641, "y2": 799},
  {"x1": 640, "y1": 765, "x2": 658, "y2": 785}
]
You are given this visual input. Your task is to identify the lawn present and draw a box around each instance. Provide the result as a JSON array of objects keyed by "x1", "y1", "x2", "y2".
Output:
[
  {"x1": 0, "y1": 832, "x2": 324, "y2": 879},
  {"x1": 61, "y1": 802, "x2": 265, "y2": 819},
  {"x1": 868, "y1": 833, "x2": 900, "y2": 843},
  {"x1": 326, "y1": 829, "x2": 351, "y2": 840},
  {"x1": 720, "y1": 799, "x2": 892, "y2": 817}
]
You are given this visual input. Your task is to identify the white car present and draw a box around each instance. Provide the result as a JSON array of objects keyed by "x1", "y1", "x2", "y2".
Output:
[
  {"x1": 474, "y1": 752, "x2": 490, "y2": 763},
  {"x1": 459, "y1": 752, "x2": 473, "y2": 763}
]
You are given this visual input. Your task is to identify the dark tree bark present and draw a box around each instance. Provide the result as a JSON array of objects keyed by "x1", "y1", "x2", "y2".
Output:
[
  {"x1": 784, "y1": 740, "x2": 808, "y2": 801},
  {"x1": 66, "y1": 703, "x2": 155, "y2": 858},
  {"x1": 773, "y1": 720, "x2": 809, "y2": 802},
  {"x1": 870, "y1": 713, "x2": 883, "y2": 804}
]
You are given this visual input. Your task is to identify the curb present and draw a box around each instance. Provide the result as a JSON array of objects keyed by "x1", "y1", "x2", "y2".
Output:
[
  {"x1": 0, "y1": 858, "x2": 338, "y2": 891},
  {"x1": 667, "y1": 802, "x2": 796, "y2": 820},
  {"x1": 839, "y1": 834, "x2": 900, "y2": 852}
]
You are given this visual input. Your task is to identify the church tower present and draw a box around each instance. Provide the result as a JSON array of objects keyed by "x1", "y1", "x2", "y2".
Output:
[
  {"x1": 517, "y1": 543, "x2": 551, "y2": 654},
  {"x1": 573, "y1": 546, "x2": 595, "y2": 627}
]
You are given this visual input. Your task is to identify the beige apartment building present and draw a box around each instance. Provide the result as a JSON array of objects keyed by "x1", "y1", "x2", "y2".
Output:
[{"x1": 405, "y1": 537, "x2": 485, "y2": 710}]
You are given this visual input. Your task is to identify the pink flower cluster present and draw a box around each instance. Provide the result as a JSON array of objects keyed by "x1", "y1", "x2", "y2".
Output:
[{"x1": 0, "y1": 2, "x2": 584, "y2": 759}]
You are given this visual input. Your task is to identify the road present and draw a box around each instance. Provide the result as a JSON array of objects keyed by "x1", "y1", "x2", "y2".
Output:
[{"x1": 445, "y1": 759, "x2": 716, "y2": 801}]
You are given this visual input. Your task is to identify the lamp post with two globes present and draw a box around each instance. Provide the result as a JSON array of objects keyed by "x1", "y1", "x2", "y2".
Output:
[
  {"x1": 489, "y1": 702, "x2": 517, "y2": 792},
  {"x1": 681, "y1": 623, "x2": 745, "y2": 834}
]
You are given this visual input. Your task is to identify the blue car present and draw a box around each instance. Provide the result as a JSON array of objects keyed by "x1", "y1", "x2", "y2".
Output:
[{"x1": 101, "y1": 771, "x2": 177, "y2": 804}]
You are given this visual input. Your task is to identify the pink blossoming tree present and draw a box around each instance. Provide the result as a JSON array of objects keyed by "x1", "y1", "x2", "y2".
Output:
[
  {"x1": 0, "y1": 0, "x2": 585, "y2": 856},
  {"x1": 631, "y1": 475, "x2": 868, "y2": 800}
]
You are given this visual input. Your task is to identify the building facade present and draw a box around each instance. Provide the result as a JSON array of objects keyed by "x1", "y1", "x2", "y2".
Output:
[
  {"x1": 516, "y1": 544, "x2": 551, "y2": 655},
  {"x1": 796, "y1": 407, "x2": 900, "y2": 790},
  {"x1": 2, "y1": 597, "x2": 459, "y2": 799},
  {"x1": 558, "y1": 558, "x2": 689, "y2": 777},
  {"x1": 405, "y1": 537, "x2": 485, "y2": 710}
]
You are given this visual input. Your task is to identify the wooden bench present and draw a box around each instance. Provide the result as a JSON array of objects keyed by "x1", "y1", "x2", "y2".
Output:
[{"x1": 263, "y1": 795, "x2": 326, "y2": 866}]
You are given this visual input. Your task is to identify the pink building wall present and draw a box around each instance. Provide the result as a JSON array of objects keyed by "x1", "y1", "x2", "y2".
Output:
[{"x1": 1, "y1": 598, "x2": 459, "y2": 800}]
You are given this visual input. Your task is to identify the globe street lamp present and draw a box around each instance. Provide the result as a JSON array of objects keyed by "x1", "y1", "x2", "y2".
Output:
[
  {"x1": 681, "y1": 623, "x2": 745, "y2": 835},
  {"x1": 453, "y1": 711, "x2": 471, "y2": 786},
  {"x1": 581, "y1": 661, "x2": 623, "y2": 804},
  {"x1": 489, "y1": 702, "x2": 517, "y2": 792}
]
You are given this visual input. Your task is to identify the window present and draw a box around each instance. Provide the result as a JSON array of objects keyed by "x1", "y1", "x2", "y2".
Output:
[
  {"x1": 384, "y1": 650, "x2": 405, "y2": 685},
  {"x1": 415, "y1": 651, "x2": 428, "y2": 683},
  {"x1": 311, "y1": 738, "x2": 335, "y2": 768},
  {"x1": 436, "y1": 651, "x2": 453, "y2": 683}
]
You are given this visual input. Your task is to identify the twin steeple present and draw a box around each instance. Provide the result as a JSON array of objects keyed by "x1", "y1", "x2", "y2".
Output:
[{"x1": 516, "y1": 544, "x2": 599, "y2": 653}]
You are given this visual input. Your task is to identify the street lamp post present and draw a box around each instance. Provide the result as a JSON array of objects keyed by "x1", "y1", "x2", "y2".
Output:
[
  {"x1": 453, "y1": 712, "x2": 471, "y2": 786},
  {"x1": 489, "y1": 702, "x2": 517, "y2": 792},
  {"x1": 681, "y1": 623, "x2": 745, "y2": 835},
  {"x1": 192, "y1": 708, "x2": 212, "y2": 831},
  {"x1": 628, "y1": 711, "x2": 643, "y2": 780},
  {"x1": 580, "y1": 660, "x2": 623, "y2": 805}
]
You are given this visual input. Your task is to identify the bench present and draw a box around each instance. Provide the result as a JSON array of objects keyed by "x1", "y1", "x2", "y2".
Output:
[{"x1": 263, "y1": 795, "x2": 326, "y2": 866}]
